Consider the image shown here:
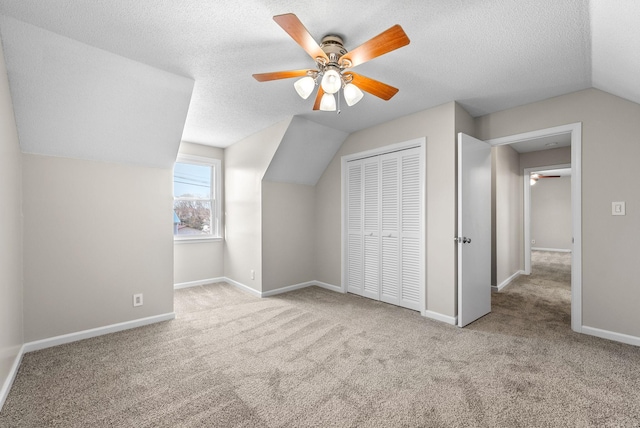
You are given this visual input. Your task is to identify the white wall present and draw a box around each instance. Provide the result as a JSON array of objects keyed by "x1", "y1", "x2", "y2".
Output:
[
  {"x1": 224, "y1": 119, "x2": 289, "y2": 291},
  {"x1": 531, "y1": 176, "x2": 572, "y2": 250},
  {"x1": 315, "y1": 102, "x2": 459, "y2": 318},
  {"x1": 173, "y1": 142, "x2": 224, "y2": 285},
  {"x1": 476, "y1": 88, "x2": 640, "y2": 338},
  {"x1": 262, "y1": 181, "x2": 316, "y2": 292},
  {"x1": 492, "y1": 145, "x2": 523, "y2": 286},
  {"x1": 22, "y1": 154, "x2": 174, "y2": 341},
  {"x1": 520, "y1": 146, "x2": 571, "y2": 170},
  {"x1": 0, "y1": 38, "x2": 23, "y2": 407}
]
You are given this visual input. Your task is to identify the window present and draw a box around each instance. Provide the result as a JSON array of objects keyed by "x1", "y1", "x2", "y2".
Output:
[{"x1": 173, "y1": 155, "x2": 221, "y2": 240}]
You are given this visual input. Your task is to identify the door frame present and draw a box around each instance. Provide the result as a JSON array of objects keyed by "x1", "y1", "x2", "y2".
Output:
[
  {"x1": 486, "y1": 122, "x2": 582, "y2": 332},
  {"x1": 523, "y1": 163, "x2": 571, "y2": 275},
  {"x1": 341, "y1": 138, "x2": 426, "y2": 314}
]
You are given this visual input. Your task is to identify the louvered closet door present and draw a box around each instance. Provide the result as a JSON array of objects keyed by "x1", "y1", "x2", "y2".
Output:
[
  {"x1": 362, "y1": 158, "x2": 380, "y2": 300},
  {"x1": 399, "y1": 149, "x2": 421, "y2": 311},
  {"x1": 347, "y1": 161, "x2": 363, "y2": 294},
  {"x1": 345, "y1": 146, "x2": 422, "y2": 311},
  {"x1": 380, "y1": 153, "x2": 400, "y2": 306}
]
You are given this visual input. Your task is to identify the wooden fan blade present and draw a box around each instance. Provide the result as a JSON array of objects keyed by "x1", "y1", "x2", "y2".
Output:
[
  {"x1": 347, "y1": 72, "x2": 399, "y2": 100},
  {"x1": 539, "y1": 175, "x2": 561, "y2": 178},
  {"x1": 340, "y1": 25, "x2": 410, "y2": 68},
  {"x1": 253, "y1": 69, "x2": 312, "y2": 82},
  {"x1": 313, "y1": 86, "x2": 325, "y2": 110},
  {"x1": 273, "y1": 13, "x2": 328, "y2": 62}
]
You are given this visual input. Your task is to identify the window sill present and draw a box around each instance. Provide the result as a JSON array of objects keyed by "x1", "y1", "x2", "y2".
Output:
[{"x1": 174, "y1": 236, "x2": 223, "y2": 244}]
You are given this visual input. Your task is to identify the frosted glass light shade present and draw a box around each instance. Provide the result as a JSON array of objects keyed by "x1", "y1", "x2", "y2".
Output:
[
  {"x1": 319, "y1": 93, "x2": 336, "y2": 111},
  {"x1": 343, "y1": 83, "x2": 364, "y2": 106},
  {"x1": 294, "y1": 76, "x2": 315, "y2": 99},
  {"x1": 321, "y1": 69, "x2": 341, "y2": 94}
]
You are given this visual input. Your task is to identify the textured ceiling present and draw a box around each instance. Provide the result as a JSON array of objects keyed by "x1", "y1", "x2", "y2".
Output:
[{"x1": 0, "y1": 0, "x2": 637, "y2": 149}]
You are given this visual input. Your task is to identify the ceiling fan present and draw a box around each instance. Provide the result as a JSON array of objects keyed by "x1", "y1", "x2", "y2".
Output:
[
  {"x1": 530, "y1": 173, "x2": 561, "y2": 185},
  {"x1": 252, "y1": 13, "x2": 410, "y2": 112}
]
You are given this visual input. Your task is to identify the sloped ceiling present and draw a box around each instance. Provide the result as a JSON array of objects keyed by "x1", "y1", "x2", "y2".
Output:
[
  {"x1": 264, "y1": 116, "x2": 348, "y2": 186},
  {"x1": 0, "y1": 0, "x2": 638, "y2": 151},
  {"x1": 0, "y1": 15, "x2": 193, "y2": 168}
]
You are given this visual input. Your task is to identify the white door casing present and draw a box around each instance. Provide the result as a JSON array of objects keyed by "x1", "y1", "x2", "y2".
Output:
[{"x1": 457, "y1": 133, "x2": 492, "y2": 327}]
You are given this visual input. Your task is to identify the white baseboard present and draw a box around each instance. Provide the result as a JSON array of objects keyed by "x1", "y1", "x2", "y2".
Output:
[
  {"x1": 422, "y1": 310, "x2": 457, "y2": 326},
  {"x1": 262, "y1": 280, "x2": 343, "y2": 297},
  {"x1": 492, "y1": 270, "x2": 525, "y2": 292},
  {"x1": 313, "y1": 281, "x2": 344, "y2": 293},
  {"x1": 23, "y1": 312, "x2": 176, "y2": 353},
  {"x1": 174, "y1": 277, "x2": 225, "y2": 290},
  {"x1": 262, "y1": 281, "x2": 316, "y2": 297},
  {"x1": 0, "y1": 344, "x2": 25, "y2": 412},
  {"x1": 582, "y1": 325, "x2": 640, "y2": 347},
  {"x1": 531, "y1": 247, "x2": 572, "y2": 253},
  {"x1": 223, "y1": 277, "x2": 261, "y2": 297}
]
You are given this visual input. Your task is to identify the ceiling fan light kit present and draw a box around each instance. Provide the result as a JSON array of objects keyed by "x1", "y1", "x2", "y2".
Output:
[{"x1": 252, "y1": 13, "x2": 410, "y2": 112}]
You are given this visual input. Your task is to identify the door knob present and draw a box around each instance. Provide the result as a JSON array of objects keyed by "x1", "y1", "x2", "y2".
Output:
[{"x1": 463, "y1": 237, "x2": 471, "y2": 244}]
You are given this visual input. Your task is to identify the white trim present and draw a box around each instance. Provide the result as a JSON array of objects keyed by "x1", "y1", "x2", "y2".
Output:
[
  {"x1": 531, "y1": 247, "x2": 572, "y2": 253},
  {"x1": 485, "y1": 123, "x2": 578, "y2": 146},
  {"x1": 422, "y1": 310, "x2": 457, "y2": 326},
  {"x1": 223, "y1": 277, "x2": 261, "y2": 297},
  {"x1": 23, "y1": 313, "x2": 176, "y2": 353},
  {"x1": 492, "y1": 270, "x2": 525, "y2": 292},
  {"x1": 174, "y1": 277, "x2": 226, "y2": 289},
  {"x1": 341, "y1": 138, "x2": 424, "y2": 163},
  {"x1": 173, "y1": 237, "x2": 223, "y2": 244},
  {"x1": 0, "y1": 345, "x2": 25, "y2": 411},
  {"x1": 487, "y1": 122, "x2": 582, "y2": 333},
  {"x1": 582, "y1": 326, "x2": 640, "y2": 347},
  {"x1": 313, "y1": 281, "x2": 344, "y2": 293},
  {"x1": 524, "y1": 163, "x2": 571, "y2": 274},
  {"x1": 261, "y1": 281, "x2": 316, "y2": 297}
]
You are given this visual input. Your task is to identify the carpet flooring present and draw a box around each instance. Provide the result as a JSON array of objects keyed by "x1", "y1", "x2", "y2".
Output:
[{"x1": 2, "y1": 251, "x2": 640, "y2": 427}]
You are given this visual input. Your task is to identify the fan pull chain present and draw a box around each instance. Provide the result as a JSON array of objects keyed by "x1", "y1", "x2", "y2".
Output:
[{"x1": 337, "y1": 88, "x2": 341, "y2": 114}]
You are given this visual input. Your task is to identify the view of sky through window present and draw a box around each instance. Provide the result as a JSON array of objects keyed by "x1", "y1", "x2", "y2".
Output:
[{"x1": 173, "y1": 163, "x2": 211, "y2": 198}]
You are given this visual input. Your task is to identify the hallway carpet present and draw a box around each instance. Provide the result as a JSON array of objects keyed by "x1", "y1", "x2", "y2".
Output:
[{"x1": 2, "y1": 251, "x2": 639, "y2": 427}]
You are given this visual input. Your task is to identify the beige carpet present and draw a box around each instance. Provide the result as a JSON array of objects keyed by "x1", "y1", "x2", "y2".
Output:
[{"x1": 2, "y1": 251, "x2": 640, "y2": 427}]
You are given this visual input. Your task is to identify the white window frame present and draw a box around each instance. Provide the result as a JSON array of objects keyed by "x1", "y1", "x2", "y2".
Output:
[{"x1": 173, "y1": 154, "x2": 222, "y2": 242}]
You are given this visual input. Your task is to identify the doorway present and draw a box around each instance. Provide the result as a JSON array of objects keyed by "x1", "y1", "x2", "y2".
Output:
[{"x1": 486, "y1": 123, "x2": 582, "y2": 333}]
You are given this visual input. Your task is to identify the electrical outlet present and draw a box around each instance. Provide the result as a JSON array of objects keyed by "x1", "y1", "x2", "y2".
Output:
[
  {"x1": 133, "y1": 293, "x2": 143, "y2": 307},
  {"x1": 612, "y1": 201, "x2": 626, "y2": 216},
  {"x1": 251, "y1": 269, "x2": 255, "y2": 280}
]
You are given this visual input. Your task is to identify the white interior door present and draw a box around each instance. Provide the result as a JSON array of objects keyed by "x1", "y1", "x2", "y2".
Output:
[{"x1": 457, "y1": 133, "x2": 492, "y2": 327}]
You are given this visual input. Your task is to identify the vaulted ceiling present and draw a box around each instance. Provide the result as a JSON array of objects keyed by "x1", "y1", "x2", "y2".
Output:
[{"x1": 0, "y1": 0, "x2": 638, "y2": 150}]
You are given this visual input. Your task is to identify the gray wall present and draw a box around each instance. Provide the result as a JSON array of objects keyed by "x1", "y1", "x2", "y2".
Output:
[
  {"x1": 492, "y1": 145, "x2": 523, "y2": 286},
  {"x1": 22, "y1": 154, "x2": 175, "y2": 341},
  {"x1": 223, "y1": 119, "x2": 289, "y2": 291},
  {"x1": 173, "y1": 142, "x2": 225, "y2": 285},
  {"x1": 477, "y1": 88, "x2": 640, "y2": 337},
  {"x1": 0, "y1": 38, "x2": 23, "y2": 405},
  {"x1": 315, "y1": 102, "x2": 460, "y2": 318},
  {"x1": 531, "y1": 177, "x2": 572, "y2": 250},
  {"x1": 262, "y1": 181, "x2": 316, "y2": 291}
]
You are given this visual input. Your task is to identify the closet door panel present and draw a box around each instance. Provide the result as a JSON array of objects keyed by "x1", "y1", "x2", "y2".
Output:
[
  {"x1": 380, "y1": 155, "x2": 400, "y2": 305},
  {"x1": 362, "y1": 159, "x2": 380, "y2": 300},
  {"x1": 399, "y1": 150, "x2": 422, "y2": 310},
  {"x1": 347, "y1": 162, "x2": 363, "y2": 294}
]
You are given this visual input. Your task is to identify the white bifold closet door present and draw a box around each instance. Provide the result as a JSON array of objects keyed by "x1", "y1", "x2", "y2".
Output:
[{"x1": 346, "y1": 147, "x2": 421, "y2": 311}]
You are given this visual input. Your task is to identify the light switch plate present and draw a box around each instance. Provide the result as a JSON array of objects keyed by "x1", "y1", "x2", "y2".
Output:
[{"x1": 612, "y1": 201, "x2": 625, "y2": 216}]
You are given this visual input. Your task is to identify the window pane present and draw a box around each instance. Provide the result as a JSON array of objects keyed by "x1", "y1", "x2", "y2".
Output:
[
  {"x1": 173, "y1": 200, "x2": 212, "y2": 235},
  {"x1": 173, "y1": 162, "x2": 211, "y2": 199}
]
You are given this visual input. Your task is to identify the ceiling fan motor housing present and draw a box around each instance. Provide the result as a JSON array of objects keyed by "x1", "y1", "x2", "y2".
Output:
[{"x1": 320, "y1": 35, "x2": 347, "y2": 65}]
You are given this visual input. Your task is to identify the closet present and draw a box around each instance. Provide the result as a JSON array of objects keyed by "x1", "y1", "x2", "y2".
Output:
[{"x1": 345, "y1": 145, "x2": 422, "y2": 311}]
